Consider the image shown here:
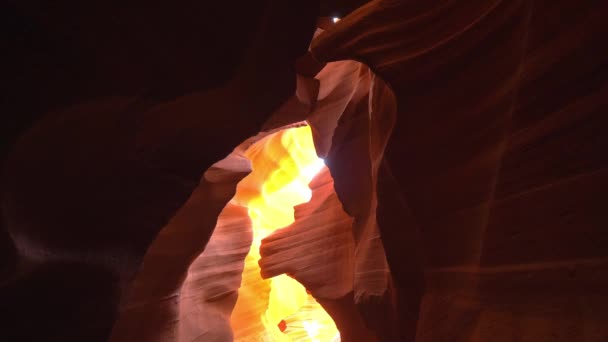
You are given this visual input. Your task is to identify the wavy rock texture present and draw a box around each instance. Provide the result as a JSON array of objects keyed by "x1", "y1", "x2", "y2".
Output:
[
  {"x1": 304, "y1": 59, "x2": 400, "y2": 339},
  {"x1": 3, "y1": 0, "x2": 606, "y2": 341},
  {"x1": 109, "y1": 154, "x2": 252, "y2": 342},
  {"x1": 178, "y1": 202, "x2": 252, "y2": 342},
  {"x1": 109, "y1": 50, "x2": 396, "y2": 340},
  {"x1": 312, "y1": 0, "x2": 608, "y2": 341},
  {"x1": 259, "y1": 167, "x2": 355, "y2": 300},
  {"x1": 1, "y1": 2, "x2": 320, "y2": 340}
]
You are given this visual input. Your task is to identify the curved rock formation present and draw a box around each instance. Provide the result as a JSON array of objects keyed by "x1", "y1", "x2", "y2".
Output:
[
  {"x1": 2, "y1": 0, "x2": 606, "y2": 341},
  {"x1": 311, "y1": 0, "x2": 608, "y2": 341},
  {"x1": 110, "y1": 49, "x2": 397, "y2": 340}
]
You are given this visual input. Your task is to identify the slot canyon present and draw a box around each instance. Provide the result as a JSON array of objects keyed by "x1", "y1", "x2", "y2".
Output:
[{"x1": 1, "y1": 0, "x2": 607, "y2": 341}]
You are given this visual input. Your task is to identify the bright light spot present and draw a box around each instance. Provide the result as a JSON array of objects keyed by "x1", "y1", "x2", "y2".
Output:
[
  {"x1": 301, "y1": 158, "x2": 326, "y2": 180},
  {"x1": 303, "y1": 320, "x2": 321, "y2": 340},
  {"x1": 332, "y1": 17, "x2": 340, "y2": 23},
  {"x1": 230, "y1": 125, "x2": 339, "y2": 341}
]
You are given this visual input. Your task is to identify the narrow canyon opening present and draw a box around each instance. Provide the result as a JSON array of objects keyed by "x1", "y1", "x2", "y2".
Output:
[
  {"x1": 229, "y1": 123, "x2": 339, "y2": 341},
  {"x1": 4, "y1": 2, "x2": 603, "y2": 342},
  {"x1": 171, "y1": 58, "x2": 396, "y2": 341},
  {"x1": 110, "y1": 57, "x2": 396, "y2": 342}
]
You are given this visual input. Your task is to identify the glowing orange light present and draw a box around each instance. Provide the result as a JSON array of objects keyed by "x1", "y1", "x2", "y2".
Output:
[{"x1": 230, "y1": 124, "x2": 340, "y2": 341}]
